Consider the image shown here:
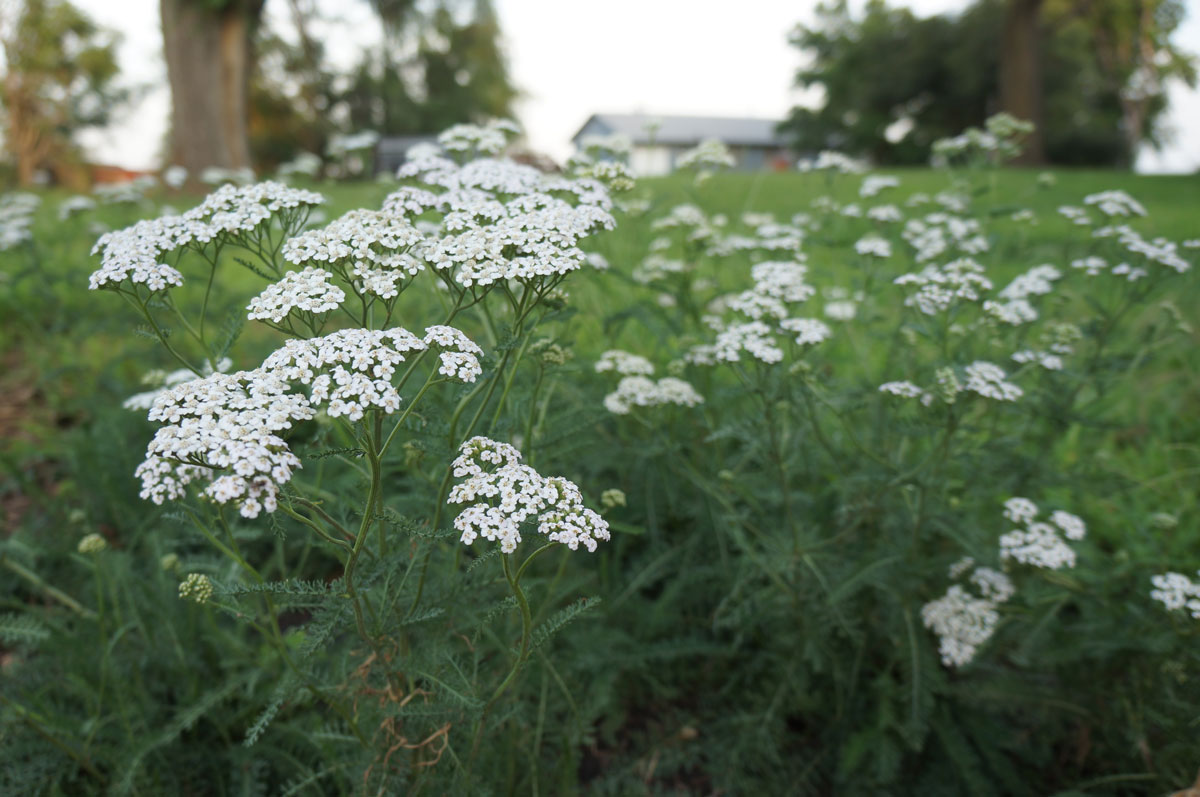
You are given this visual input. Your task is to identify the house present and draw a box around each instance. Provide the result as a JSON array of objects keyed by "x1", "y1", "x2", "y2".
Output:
[
  {"x1": 373, "y1": 135, "x2": 439, "y2": 176},
  {"x1": 571, "y1": 113, "x2": 790, "y2": 176}
]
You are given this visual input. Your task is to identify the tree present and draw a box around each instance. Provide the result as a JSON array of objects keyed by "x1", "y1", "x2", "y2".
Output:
[
  {"x1": 160, "y1": 0, "x2": 264, "y2": 177},
  {"x1": 783, "y1": 0, "x2": 1195, "y2": 166},
  {"x1": 999, "y1": 0, "x2": 1047, "y2": 163},
  {"x1": 341, "y1": 0, "x2": 516, "y2": 137},
  {"x1": 245, "y1": 0, "x2": 517, "y2": 173},
  {"x1": 0, "y1": 0, "x2": 125, "y2": 187}
]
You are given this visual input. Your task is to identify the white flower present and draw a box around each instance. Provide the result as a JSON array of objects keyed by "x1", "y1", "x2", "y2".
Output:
[
  {"x1": 999, "y1": 264, "x2": 1061, "y2": 300},
  {"x1": 1003, "y1": 497, "x2": 1039, "y2": 524},
  {"x1": 690, "y1": 321, "x2": 783, "y2": 365},
  {"x1": 136, "y1": 370, "x2": 315, "y2": 518},
  {"x1": 1050, "y1": 510, "x2": 1087, "y2": 541},
  {"x1": 603, "y1": 376, "x2": 704, "y2": 414},
  {"x1": 1011, "y1": 350, "x2": 1063, "y2": 371},
  {"x1": 88, "y1": 214, "x2": 191, "y2": 292},
  {"x1": 999, "y1": 521, "x2": 1076, "y2": 569},
  {"x1": 1150, "y1": 572, "x2": 1200, "y2": 617},
  {"x1": 970, "y1": 567, "x2": 1015, "y2": 602},
  {"x1": 867, "y1": 204, "x2": 903, "y2": 223},
  {"x1": 448, "y1": 436, "x2": 609, "y2": 553},
  {"x1": 282, "y1": 208, "x2": 426, "y2": 299},
  {"x1": 921, "y1": 585, "x2": 1001, "y2": 668},
  {"x1": 879, "y1": 381, "x2": 924, "y2": 399},
  {"x1": 859, "y1": 175, "x2": 900, "y2": 198},
  {"x1": 1084, "y1": 190, "x2": 1146, "y2": 218},
  {"x1": 895, "y1": 257, "x2": 992, "y2": 315},
  {"x1": 780, "y1": 317, "x2": 831, "y2": 345},
  {"x1": 423, "y1": 325, "x2": 483, "y2": 382},
  {"x1": 855, "y1": 234, "x2": 892, "y2": 258},
  {"x1": 438, "y1": 119, "x2": 519, "y2": 156},
  {"x1": 823, "y1": 301, "x2": 857, "y2": 321},
  {"x1": 247, "y1": 267, "x2": 346, "y2": 323},
  {"x1": 261, "y1": 328, "x2": 428, "y2": 419},
  {"x1": 58, "y1": 195, "x2": 97, "y2": 221},
  {"x1": 964, "y1": 361, "x2": 1023, "y2": 401},
  {"x1": 676, "y1": 138, "x2": 735, "y2": 170},
  {"x1": 595, "y1": 350, "x2": 655, "y2": 376}
]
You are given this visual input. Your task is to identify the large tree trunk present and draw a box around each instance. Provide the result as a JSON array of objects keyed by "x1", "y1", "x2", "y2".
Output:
[
  {"x1": 999, "y1": 0, "x2": 1046, "y2": 165},
  {"x1": 160, "y1": 0, "x2": 262, "y2": 176}
]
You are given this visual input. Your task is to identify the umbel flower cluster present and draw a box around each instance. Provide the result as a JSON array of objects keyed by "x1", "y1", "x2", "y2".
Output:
[
  {"x1": 136, "y1": 324, "x2": 482, "y2": 517},
  {"x1": 448, "y1": 437, "x2": 610, "y2": 553},
  {"x1": 922, "y1": 497, "x2": 1085, "y2": 667},
  {"x1": 88, "y1": 182, "x2": 324, "y2": 293}
]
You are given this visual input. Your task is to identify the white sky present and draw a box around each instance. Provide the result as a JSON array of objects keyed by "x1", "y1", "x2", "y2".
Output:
[{"x1": 74, "y1": 0, "x2": 1200, "y2": 173}]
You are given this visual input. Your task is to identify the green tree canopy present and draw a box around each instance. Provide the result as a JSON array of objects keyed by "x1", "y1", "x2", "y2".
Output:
[
  {"x1": 1, "y1": 0, "x2": 126, "y2": 187},
  {"x1": 782, "y1": 0, "x2": 1195, "y2": 166}
]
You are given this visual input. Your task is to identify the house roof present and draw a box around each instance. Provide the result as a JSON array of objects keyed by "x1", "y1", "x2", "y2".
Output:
[{"x1": 572, "y1": 114, "x2": 785, "y2": 148}]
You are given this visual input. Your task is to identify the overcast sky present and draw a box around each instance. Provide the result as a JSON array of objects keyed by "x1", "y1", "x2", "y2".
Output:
[{"x1": 75, "y1": 0, "x2": 1200, "y2": 173}]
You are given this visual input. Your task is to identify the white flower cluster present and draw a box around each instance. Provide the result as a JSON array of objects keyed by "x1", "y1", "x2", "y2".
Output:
[
  {"x1": 124, "y1": 357, "x2": 233, "y2": 411},
  {"x1": 903, "y1": 213, "x2": 988, "y2": 262},
  {"x1": 998, "y1": 497, "x2": 1086, "y2": 570},
  {"x1": 921, "y1": 584, "x2": 1005, "y2": 668},
  {"x1": 780, "y1": 317, "x2": 832, "y2": 345},
  {"x1": 428, "y1": 191, "x2": 614, "y2": 287},
  {"x1": 879, "y1": 362, "x2": 1021, "y2": 405},
  {"x1": 188, "y1": 181, "x2": 323, "y2": 236},
  {"x1": 88, "y1": 214, "x2": 190, "y2": 292},
  {"x1": 998, "y1": 264, "x2": 1061, "y2": 300},
  {"x1": 603, "y1": 376, "x2": 705, "y2": 414},
  {"x1": 262, "y1": 327, "x2": 430, "y2": 418},
  {"x1": 798, "y1": 151, "x2": 865, "y2": 174},
  {"x1": 595, "y1": 350, "x2": 655, "y2": 376},
  {"x1": 1149, "y1": 571, "x2": 1200, "y2": 618},
  {"x1": 0, "y1": 193, "x2": 40, "y2": 250},
  {"x1": 423, "y1": 325, "x2": 484, "y2": 381},
  {"x1": 89, "y1": 182, "x2": 325, "y2": 292},
  {"x1": 688, "y1": 321, "x2": 784, "y2": 365},
  {"x1": 924, "y1": 494, "x2": 1081, "y2": 668},
  {"x1": 136, "y1": 370, "x2": 315, "y2": 517},
  {"x1": 964, "y1": 361, "x2": 1023, "y2": 401},
  {"x1": 868, "y1": 204, "x2": 904, "y2": 223},
  {"x1": 247, "y1": 267, "x2": 346, "y2": 323},
  {"x1": 58, "y1": 195, "x2": 97, "y2": 221},
  {"x1": 859, "y1": 175, "x2": 900, "y2": 198},
  {"x1": 448, "y1": 436, "x2": 610, "y2": 553},
  {"x1": 1011, "y1": 349, "x2": 1063, "y2": 371},
  {"x1": 895, "y1": 257, "x2": 993, "y2": 315},
  {"x1": 1084, "y1": 190, "x2": 1147, "y2": 218},
  {"x1": 855, "y1": 234, "x2": 892, "y2": 258},
  {"x1": 633, "y1": 255, "x2": 689, "y2": 285},
  {"x1": 1094, "y1": 224, "x2": 1192, "y2": 274},
  {"x1": 438, "y1": 119, "x2": 520, "y2": 156},
  {"x1": 676, "y1": 138, "x2": 736, "y2": 170},
  {"x1": 282, "y1": 208, "x2": 426, "y2": 299}
]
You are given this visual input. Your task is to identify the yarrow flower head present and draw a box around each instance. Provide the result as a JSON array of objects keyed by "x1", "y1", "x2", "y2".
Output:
[
  {"x1": 964, "y1": 361, "x2": 1023, "y2": 401},
  {"x1": 676, "y1": 139, "x2": 736, "y2": 171},
  {"x1": 261, "y1": 327, "x2": 432, "y2": 418},
  {"x1": 179, "y1": 573, "x2": 214, "y2": 604},
  {"x1": 998, "y1": 497, "x2": 1085, "y2": 570},
  {"x1": 595, "y1": 350, "x2": 655, "y2": 376},
  {"x1": 247, "y1": 267, "x2": 346, "y2": 323},
  {"x1": 1149, "y1": 572, "x2": 1200, "y2": 618},
  {"x1": 77, "y1": 533, "x2": 108, "y2": 554},
  {"x1": 603, "y1": 376, "x2": 705, "y2": 414},
  {"x1": 448, "y1": 437, "x2": 610, "y2": 553},
  {"x1": 136, "y1": 370, "x2": 315, "y2": 518}
]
